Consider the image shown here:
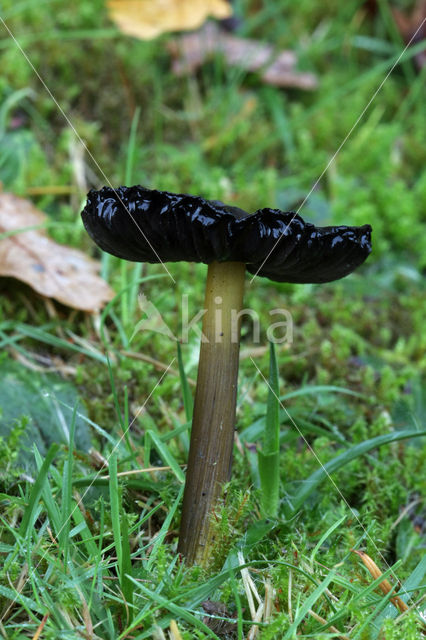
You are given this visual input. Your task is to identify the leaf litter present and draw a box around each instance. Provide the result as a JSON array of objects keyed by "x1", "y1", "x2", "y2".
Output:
[
  {"x1": 107, "y1": 0, "x2": 232, "y2": 40},
  {"x1": 0, "y1": 192, "x2": 114, "y2": 312}
]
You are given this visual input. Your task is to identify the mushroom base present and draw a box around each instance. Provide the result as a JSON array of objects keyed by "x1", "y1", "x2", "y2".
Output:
[{"x1": 178, "y1": 260, "x2": 246, "y2": 565}]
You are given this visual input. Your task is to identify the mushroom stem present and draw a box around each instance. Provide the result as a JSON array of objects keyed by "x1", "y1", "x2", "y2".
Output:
[{"x1": 178, "y1": 260, "x2": 246, "y2": 565}]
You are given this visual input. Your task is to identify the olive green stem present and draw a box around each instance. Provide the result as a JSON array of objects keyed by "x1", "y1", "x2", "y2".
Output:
[{"x1": 178, "y1": 261, "x2": 246, "y2": 565}]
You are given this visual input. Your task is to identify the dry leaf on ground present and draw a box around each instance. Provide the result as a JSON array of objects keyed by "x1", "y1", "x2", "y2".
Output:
[
  {"x1": 107, "y1": 0, "x2": 232, "y2": 40},
  {"x1": 202, "y1": 600, "x2": 238, "y2": 636},
  {"x1": 0, "y1": 192, "x2": 114, "y2": 312},
  {"x1": 169, "y1": 22, "x2": 318, "y2": 90}
]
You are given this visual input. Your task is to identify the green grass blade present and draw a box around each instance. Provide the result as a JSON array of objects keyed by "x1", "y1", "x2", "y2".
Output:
[
  {"x1": 109, "y1": 454, "x2": 122, "y2": 569},
  {"x1": 70, "y1": 505, "x2": 99, "y2": 558},
  {"x1": 350, "y1": 559, "x2": 403, "y2": 607},
  {"x1": 99, "y1": 274, "x2": 168, "y2": 347},
  {"x1": 376, "y1": 0, "x2": 414, "y2": 84},
  {"x1": 106, "y1": 354, "x2": 125, "y2": 435},
  {"x1": 146, "y1": 485, "x2": 184, "y2": 571},
  {"x1": 122, "y1": 577, "x2": 221, "y2": 639},
  {"x1": 122, "y1": 385, "x2": 134, "y2": 457},
  {"x1": 122, "y1": 101, "x2": 143, "y2": 317},
  {"x1": 258, "y1": 342, "x2": 280, "y2": 518},
  {"x1": 109, "y1": 455, "x2": 133, "y2": 621},
  {"x1": 400, "y1": 555, "x2": 426, "y2": 603},
  {"x1": 283, "y1": 570, "x2": 336, "y2": 639},
  {"x1": 265, "y1": 341, "x2": 279, "y2": 455},
  {"x1": 264, "y1": 86, "x2": 295, "y2": 156},
  {"x1": 291, "y1": 429, "x2": 426, "y2": 514},
  {"x1": 120, "y1": 504, "x2": 134, "y2": 621},
  {"x1": 120, "y1": 261, "x2": 130, "y2": 328},
  {"x1": 281, "y1": 385, "x2": 365, "y2": 401},
  {"x1": 372, "y1": 555, "x2": 426, "y2": 634},
  {"x1": 59, "y1": 404, "x2": 78, "y2": 563},
  {"x1": 109, "y1": 308, "x2": 130, "y2": 348},
  {"x1": 19, "y1": 443, "x2": 59, "y2": 536},
  {"x1": 177, "y1": 341, "x2": 193, "y2": 422},
  {"x1": 125, "y1": 107, "x2": 140, "y2": 185},
  {"x1": 15, "y1": 323, "x2": 108, "y2": 363},
  {"x1": 229, "y1": 569, "x2": 243, "y2": 640},
  {"x1": 120, "y1": 102, "x2": 142, "y2": 324},
  {"x1": 0, "y1": 87, "x2": 34, "y2": 133},
  {"x1": 128, "y1": 263, "x2": 144, "y2": 320},
  {"x1": 146, "y1": 430, "x2": 185, "y2": 482},
  {"x1": 310, "y1": 515, "x2": 347, "y2": 564},
  {"x1": 159, "y1": 420, "x2": 191, "y2": 443},
  {"x1": 33, "y1": 448, "x2": 61, "y2": 534},
  {"x1": 258, "y1": 450, "x2": 280, "y2": 518},
  {"x1": 0, "y1": 584, "x2": 45, "y2": 616},
  {"x1": 352, "y1": 589, "x2": 397, "y2": 639}
]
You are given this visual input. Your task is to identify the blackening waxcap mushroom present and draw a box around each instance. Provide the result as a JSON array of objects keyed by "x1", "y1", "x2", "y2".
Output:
[
  {"x1": 81, "y1": 184, "x2": 373, "y2": 565},
  {"x1": 81, "y1": 185, "x2": 372, "y2": 283}
]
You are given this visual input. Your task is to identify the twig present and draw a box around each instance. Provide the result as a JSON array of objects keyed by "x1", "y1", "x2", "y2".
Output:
[
  {"x1": 121, "y1": 350, "x2": 196, "y2": 384},
  {"x1": 98, "y1": 465, "x2": 185, "y2": 480},
  {"x1": 308, "y1": 609, "x2": 350, "y2": 640}
]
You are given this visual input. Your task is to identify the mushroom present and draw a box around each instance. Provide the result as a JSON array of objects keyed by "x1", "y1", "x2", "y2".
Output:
[{"x1": 81, "y1": 185, "x2": 372, "y2": 565}]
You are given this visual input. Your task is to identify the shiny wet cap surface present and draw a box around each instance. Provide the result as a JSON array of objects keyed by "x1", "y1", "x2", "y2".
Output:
[{"x1": 81, "y1": 185, "x2": 372, "y2": 283}]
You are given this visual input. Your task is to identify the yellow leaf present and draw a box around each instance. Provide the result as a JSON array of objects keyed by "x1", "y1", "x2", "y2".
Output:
[
  {"x1": 169, "y1": 620, "x2": 183, "y2": 640},
  {"x1": 0, "y1": 193, "x2": 114, "y2": 312},
  {"x1": 107, "y1": 0, "x2": 232, "y2": 40}
]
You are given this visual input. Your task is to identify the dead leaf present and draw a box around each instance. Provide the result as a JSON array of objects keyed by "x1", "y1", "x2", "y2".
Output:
[
  {"x1": 352, "y1": 549, "x2": 409, "y2": 614},
  {"x1": 391, "y1": 0, "x2": 426, "y2": 69},
  {"x1": 0, "y1": 192, "x2": 114, "y2": 312},
  {"x1": 169, "y1": 22, "x2": 318, "y2": 90},
  {"x1": 202, "y1": 600, "x2": 238, "y2": 637},
  {"x1": 107, "y1": 0, "x2": 232, "y2": 40}
]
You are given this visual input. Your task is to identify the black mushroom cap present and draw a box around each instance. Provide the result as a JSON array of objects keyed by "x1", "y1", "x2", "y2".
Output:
[{"x1": 81, "y1": 186, "x2": 372, "y2": 284}]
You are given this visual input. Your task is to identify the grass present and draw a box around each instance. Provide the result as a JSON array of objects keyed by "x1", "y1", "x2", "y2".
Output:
[
  {"x1": 0, "y1": 0, "x2": 425, "y2": 637},
  {"x1": 258, "y1": 342, "x2": 280, "y2": 519}
]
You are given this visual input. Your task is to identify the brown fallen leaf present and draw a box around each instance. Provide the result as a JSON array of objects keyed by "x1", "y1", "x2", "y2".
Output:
[
  {"x1": 391, "y1": 0, "x2": 426, "y2": 70},
  {"x1": 107, "y1": 0, "x2": 232, "y2": 40},
  {"x1": 169, "y1": 22, "x2": 318, "y2": 90},
  {"x1": 202, "y1": 600, "x2": 238, "y2": 637},
  {"x1": 0, "y1": 192, "x2": 114, "y2": 312},
  {"x1": 352, "y1": 549, "x2": 409, "y2": 614}
]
